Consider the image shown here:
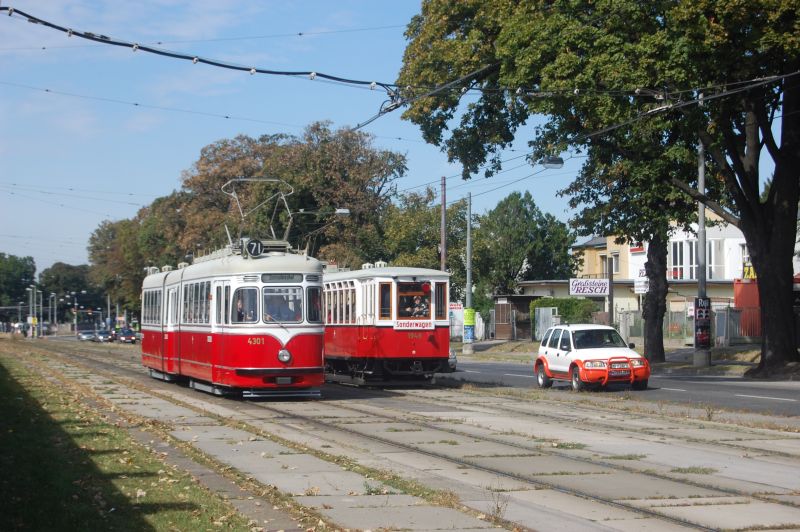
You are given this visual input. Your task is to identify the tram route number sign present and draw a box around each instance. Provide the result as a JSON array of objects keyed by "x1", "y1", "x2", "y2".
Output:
[{"x1": 246, "y1": 239, "x2": 263, "y2": 257}]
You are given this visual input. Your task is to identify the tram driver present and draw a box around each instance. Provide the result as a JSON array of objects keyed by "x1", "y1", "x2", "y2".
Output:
[
  {"x1": 403, "y1": 295, "x2": 429, "y2": 318},
  {"x1": 265, "y1": 295, "x2": 293, "y2": 321}
]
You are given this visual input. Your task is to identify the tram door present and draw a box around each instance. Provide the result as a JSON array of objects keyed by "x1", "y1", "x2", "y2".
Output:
[
  {"x1": 212, "y1": 281, "x2": 230, "y2": 359},
  {"x1": 163, "y1": 287, "x2": 179, "y2": 375}
]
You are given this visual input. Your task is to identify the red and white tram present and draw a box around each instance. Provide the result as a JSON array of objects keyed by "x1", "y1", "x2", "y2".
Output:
[
  {"x1": 141, "y1": 240, "x2": 325, "y2": 398},
  {"x1": 322, "y1": 263, "x2": 453, "y2": 384}
]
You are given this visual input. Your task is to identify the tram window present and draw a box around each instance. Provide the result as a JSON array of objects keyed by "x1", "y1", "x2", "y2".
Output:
[
  {"x1": 307, "y1": 287, "x2": 322, "y2": 323},
  {"x1": 379, "y1": 283, "x2": 391, "y2": 319},
  {"x1": 397, "y1": 282, "x2": 430, "y2": 319},
  {"x1": 263, "y1": 287, "x2": 302, "y2": 323},
  {"x1": 182, "y1": 285, "x2": 189, "y2": 323},
  {"x1": 193, "y1": 283, "x2": 201, "y2": 324},
  {"x1": 215, "y1": 287, "x2": 221, "y2": 324},
  {"x1": 203, "y1": 281, "x2": 211, "y2": 324},
  {"x1": 223, "y1": 285, "x2": 230, "y2": 325},
  {"x1": 435, "y1": 282, "x2": 447, "y2": 320},
  {"x1": 232, "y1": 288, "x2": 258, "y2": 323}
]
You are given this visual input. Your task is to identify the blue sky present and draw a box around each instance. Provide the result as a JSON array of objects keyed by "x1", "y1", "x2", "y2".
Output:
[{"x1": 0, "y1": 1, "x2": 583, "y2": 274}]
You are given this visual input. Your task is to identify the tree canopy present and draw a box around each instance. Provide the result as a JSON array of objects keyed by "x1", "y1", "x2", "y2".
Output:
[
  {"x1": 473, "y1": 191, "x2": 575, "y2": 295},
  {"x1": 398, "y1": 0, "x2": 799, "y2": 370}
]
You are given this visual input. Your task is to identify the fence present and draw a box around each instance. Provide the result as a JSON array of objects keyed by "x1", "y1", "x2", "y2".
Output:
[{"x1": 616, "y1": 305, "x2": 761, "y2": 347}]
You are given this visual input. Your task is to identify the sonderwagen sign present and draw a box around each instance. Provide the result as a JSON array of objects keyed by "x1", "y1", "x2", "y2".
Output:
[{"x1": 569, "y1": 278, "x2": 610, "y2": 296}]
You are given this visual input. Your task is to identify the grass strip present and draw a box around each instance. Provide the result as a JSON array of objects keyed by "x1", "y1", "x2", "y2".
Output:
[{"x1": 0, "y1": 347, "x2": 253, "y2": 531}]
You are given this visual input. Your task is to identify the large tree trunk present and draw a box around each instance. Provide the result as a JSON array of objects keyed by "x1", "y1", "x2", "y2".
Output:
[
  {"x1": 642, "y1": 231, "x2": 668, "y2": 363},
  {"x1": 742, "y1": 157, "x2": 800, "y2": 375}
]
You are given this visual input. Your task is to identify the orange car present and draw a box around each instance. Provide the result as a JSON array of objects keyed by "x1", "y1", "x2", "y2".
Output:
[{"x1": 535, "y1": 324, "x2": 650, "y2": 391}]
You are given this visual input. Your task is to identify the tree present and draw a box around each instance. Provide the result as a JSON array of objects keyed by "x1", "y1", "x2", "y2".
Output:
[
  {"x1": 473, "y1": 191, "x2": 575, "y2": 295},
  {"x1": 0, "y1": 253, "x2": 35, "y2": 320},
  {"x1": 86, "y1": 122, "x2": 406, "y2": 303},
  {"x1": 38, "y1": 262, "x2": 101, "y2": 322},
  {"x1": 398, "y1": 0, "x2": 799, "y2": 371},
  {"x1": 382, "y1": 188, "x2": 468, "y2": 300}
]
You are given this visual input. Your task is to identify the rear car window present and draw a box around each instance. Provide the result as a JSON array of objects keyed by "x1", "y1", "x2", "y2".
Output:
[
  {"x1": 559, "y1": 331, "x2": 572, "y2": 351},
  {"x1": 547, "y1": 329, "x2": 562, "y2": 348}
]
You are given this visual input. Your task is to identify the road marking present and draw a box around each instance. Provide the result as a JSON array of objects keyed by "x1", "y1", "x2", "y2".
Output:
[
  {"x1": 661, "y1": 387, "x2": 687, "y2": 392},
  {"x1": 463, "y1": 370, "x2": 481, "y2": 373},
  {"x1": 735, "y1": 394, "x2": 797, "y2": 402},
  {"x1": 504, "y1": 373, "x2": 535, "y2": 378}
]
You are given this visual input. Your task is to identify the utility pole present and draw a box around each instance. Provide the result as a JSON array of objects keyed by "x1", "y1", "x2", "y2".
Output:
[
  {"x1": 440, "y1": 176, "x2": 446, "y2": 271},
  {"x1": 607, "y1": 256, "x2": 614, "y2": 327},
  {"x1": 463, "y1": 192, "x2": 474, "y2": 355},
  {"x1": 694, "y1": 113, "x2": 711, "y2": 367}
]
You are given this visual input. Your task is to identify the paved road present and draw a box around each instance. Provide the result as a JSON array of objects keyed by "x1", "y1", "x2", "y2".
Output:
[{"x1": 450, "y1": 359, "x2": 800, "y2": 417}]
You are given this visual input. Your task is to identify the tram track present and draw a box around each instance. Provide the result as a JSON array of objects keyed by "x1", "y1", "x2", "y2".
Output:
[{"x1": 26, "y1": 340, "x2": 791, "y2": 530}]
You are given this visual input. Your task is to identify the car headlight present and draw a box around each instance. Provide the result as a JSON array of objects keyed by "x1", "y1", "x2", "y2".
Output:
[
  {"x1": 278, "y1": 349, "x2": 292, "y2": 363},
  {"x1": 584, "y1": 360, "x2": 606, "y2": 369},
  {"x1": 630, "y1": 358, "x2": 645, "y2": 367}
]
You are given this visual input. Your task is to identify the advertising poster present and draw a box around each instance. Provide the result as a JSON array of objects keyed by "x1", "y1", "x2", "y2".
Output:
[{"x1": 694, "y1": 296, "x2": 711, "y2": 349}]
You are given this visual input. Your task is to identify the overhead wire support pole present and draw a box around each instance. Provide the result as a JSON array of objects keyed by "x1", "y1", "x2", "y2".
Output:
[{"x1": 440, "y1": 175, "x2": 446, "y2": 272}]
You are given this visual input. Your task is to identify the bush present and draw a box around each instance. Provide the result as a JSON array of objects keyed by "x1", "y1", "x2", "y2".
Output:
[{"x1": 530, "y1": 298, "x2": 599, "y2": 324}]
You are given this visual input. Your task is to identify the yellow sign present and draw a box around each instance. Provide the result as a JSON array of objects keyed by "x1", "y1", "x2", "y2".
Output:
[
  {"x1": 464, "y1": 308, "x2": 476, "y2": 326},
  {"x1": 743, "y1": 263, "x2": 756, "y2": 279}
]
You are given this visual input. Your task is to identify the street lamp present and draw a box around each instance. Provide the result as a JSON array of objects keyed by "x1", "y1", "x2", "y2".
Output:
[
  {"x1": 49, "y1": 292, "x2": 57, "y2": 334},
  {"x1": 540, "y1": 155, "x2": 565, "y2": 169},
  {"x1": 26, "y1": 286, "x2": 34, "y2": 339},
  {"x1": 36, "y1": 290, "x2": 43, "y2": 337},
  {"x1": 70, "y1": 290, "x2": 87, "y2": 335}
]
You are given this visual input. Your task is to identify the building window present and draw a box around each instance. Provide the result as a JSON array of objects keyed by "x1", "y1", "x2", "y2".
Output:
[{"x1": 670, "y1": 241, "x2": 684, "y2": 279}]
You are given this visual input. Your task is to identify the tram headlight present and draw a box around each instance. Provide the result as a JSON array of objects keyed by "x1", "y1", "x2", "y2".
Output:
[{"x1": 278, "y1": 349, "x2": 292, "y2": 363}]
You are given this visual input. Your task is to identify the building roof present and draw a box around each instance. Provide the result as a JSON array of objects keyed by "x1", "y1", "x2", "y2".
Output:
[{"x1": 572, "y1": 236, "x2": 607, "y2": 249}]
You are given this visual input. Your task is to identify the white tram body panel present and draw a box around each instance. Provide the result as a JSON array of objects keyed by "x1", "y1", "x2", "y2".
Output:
[
  {"x1": 141, "y1": 247, "x2": 325, "y2": 397},
  {"x1": 323, "y1": 266, "x2": 452, "y2": 384}
]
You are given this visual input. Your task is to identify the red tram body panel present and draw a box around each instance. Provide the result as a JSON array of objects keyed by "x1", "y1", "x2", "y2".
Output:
[
  {"x1": 141, "y1": 242, "x2": 325, "y2": 397},
  {"x1": 323, "y1": 265, "x2": 452, "y2": 384}
]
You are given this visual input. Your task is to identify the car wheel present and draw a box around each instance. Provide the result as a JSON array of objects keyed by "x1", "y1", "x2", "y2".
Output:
[
  {"x1": 632, "y1": 379, "x2": 648, "y2": 391},
  {"x1": 571, "y1": 366, "x2": 586, "y2": 392},
  {"x1": 536, "y1": 364, "x2": 552, "y2": 389}
]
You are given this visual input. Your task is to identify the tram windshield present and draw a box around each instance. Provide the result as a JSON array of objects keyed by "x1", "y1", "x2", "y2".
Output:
[
  {"x1": 397, "y1": 282, "x2": 431, "y2": 319},
  {"x1": 263, "y1": 287, "x2": 303, "y2": 323}
]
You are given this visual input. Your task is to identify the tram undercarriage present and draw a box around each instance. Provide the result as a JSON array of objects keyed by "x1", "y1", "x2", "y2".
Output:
[{"x1": 324, "y1": 356, "x2": 449, "y2": 385}]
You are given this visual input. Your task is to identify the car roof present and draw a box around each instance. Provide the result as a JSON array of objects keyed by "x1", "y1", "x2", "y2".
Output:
[{"x1": 549, "y1": 324, "x2": 616, "y2": 331}]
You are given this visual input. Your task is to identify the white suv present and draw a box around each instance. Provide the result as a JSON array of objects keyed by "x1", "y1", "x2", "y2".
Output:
[{"x1": 535, "y1": 324, "x2": 650, "y2": 391}]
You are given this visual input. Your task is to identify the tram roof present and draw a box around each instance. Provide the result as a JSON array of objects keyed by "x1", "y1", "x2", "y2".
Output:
[
  {"x1": 323, "y1": 266, "x2": 450, "y2": 282},
  {"x1": 143, "y1": 252, "x2": 323, "y2": 288}
]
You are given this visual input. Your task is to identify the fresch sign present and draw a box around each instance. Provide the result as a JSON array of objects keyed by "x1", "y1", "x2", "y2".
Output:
[{"x1": 569, "y1": 278, "x2": 610, "y2": 296}]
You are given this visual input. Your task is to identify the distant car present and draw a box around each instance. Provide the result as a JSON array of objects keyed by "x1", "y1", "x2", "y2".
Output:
[
  {"x1": 117, "y1": 329, "x2": 137, "y2": 344},
  {"x1": 77, "y1": 330, "x2": 96, "y2": 341},
  {"x1": 94, "y1": 330, "x2": 113, "y2": 342},
  {"x1": 535, "y1": 324, "x2": 650, "y2": 391}
]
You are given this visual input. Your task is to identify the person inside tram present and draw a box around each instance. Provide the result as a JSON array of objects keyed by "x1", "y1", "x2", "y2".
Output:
[
  {"x1": 265, "y1": 295, "x2": 293, "y2": 321},
  {"x1": 404, "y1": 295, "x2": 428, "y2": 317},
  {"x1": 234, "y1": 294, "x2": 256, "y2": 323}
]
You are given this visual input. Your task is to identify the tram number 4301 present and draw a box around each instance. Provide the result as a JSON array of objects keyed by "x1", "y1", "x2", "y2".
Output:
[{"x1": 247, "y1": 337, "x2": 265, "y2": 345}]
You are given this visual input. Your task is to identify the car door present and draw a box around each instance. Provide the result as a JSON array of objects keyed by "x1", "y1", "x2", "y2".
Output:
[
  {"x1": 544, "y1": 328, "x2": 566, "y2": 374},
  {"x1": 558, "y1": 329, "x2": 576, "y2": 373}
]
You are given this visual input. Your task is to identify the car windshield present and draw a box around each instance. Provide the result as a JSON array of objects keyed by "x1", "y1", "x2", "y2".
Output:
[{"x1": 572, "y1": 329, "x2": 628, "y2": 349}]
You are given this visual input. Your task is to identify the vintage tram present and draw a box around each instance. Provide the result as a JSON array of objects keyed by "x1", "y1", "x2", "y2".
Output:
[
  {"x1": 322, "y1": 262, "x2": 453, "y2": 384},
  {"x1": 141, "y1": 239, "x2": 325, "y2": 398}
]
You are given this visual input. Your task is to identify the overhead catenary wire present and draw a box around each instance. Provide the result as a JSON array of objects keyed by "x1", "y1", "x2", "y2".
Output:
[
  {"x1": 2, "y1": 6, "x2": 792, "y2": 105},
  {"x1": 0, "y1": 23, "x2": 407, "y2": 50}
]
